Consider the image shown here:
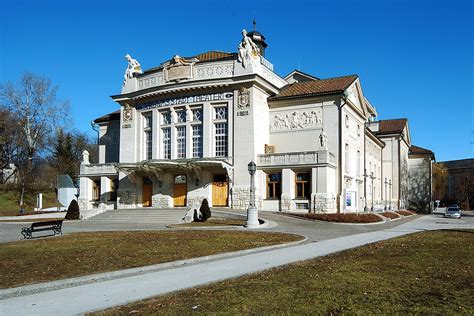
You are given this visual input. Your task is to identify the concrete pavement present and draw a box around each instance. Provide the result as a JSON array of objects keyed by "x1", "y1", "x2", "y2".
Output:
[{"x1": 1, "y1": 214, "x2": 472, "y2": 315}]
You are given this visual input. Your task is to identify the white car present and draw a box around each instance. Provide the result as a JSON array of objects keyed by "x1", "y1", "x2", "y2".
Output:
[{"x1": 444, "y1": 206, "x2": 462, "y2": 219}]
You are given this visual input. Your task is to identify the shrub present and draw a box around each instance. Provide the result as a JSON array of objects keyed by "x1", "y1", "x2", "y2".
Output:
[
  {"x1": 65, "y1": 199, "x2": 80, "y2": 220},
  {"x1": 395, "y1": 210, "x2": 415, "y2": 216},
  {"x1": 290, "y1": 213, "x2": 382, "y2": 223},
  {"x1": 380, "y1": 211, "x2": 400, "y2": 220},
  {"x1": 200, "y1": 198, "x2": 211, "y2": 221}
]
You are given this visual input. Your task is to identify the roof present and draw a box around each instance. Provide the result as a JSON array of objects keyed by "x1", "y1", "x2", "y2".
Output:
[
  {"x1": 283, "y1": 70, "x2": 320, "y2": 82},
  {"x1": 437, "y1": 158, "x2": 474, "y2": 170},
  {"x1": 268, "y1": 74, "x2": 358, "y2": 101},
  {"x1": 94, "y1": 110, "x2": 120, "y2": 123},
  {"x1": 409, "y1": 145, "x2": 435, "y2": 159},
  {"x1": 143, "y1": 51, "x2": 236, "y2": 74},
  {"x1": 377, "y1": 118, "x2": 408, "y2": 134}
]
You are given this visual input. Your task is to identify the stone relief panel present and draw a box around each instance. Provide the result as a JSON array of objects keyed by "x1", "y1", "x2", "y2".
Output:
[
  {"x1": 270, "y1": 109, "x2": 322, "y2": 132},
  {"x1": 138, "y1": 74, "x2": 164, "y2": 89},
  {"x1": 195, "y1": 65, "x2": 233, "y2": 79}
]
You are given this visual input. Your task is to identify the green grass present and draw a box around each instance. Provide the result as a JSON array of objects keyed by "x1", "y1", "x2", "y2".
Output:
[
  {"x1": 0, "y1": 230, "x2": 303, "y2": 288},
  {"x1": 95, "y1": 230, "x2": 474, "y2": 315},
  {"x1": 0, "y1": 189, "x2": 60, "y2": 216}
]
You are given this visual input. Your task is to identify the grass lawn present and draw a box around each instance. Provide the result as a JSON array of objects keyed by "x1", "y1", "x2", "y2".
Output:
[
  {"x1": 95, "y1": 230, "x2": 474, "y2": 315},
  {"x1": 0, "y1": 189, "x2": 60, "y2": 216},
  {"x1": 171, "y1": 218, "x2": 246, "y2": 227},
  {"x1": 0, "y1": 230, "x2": 303, "y2": 288}
]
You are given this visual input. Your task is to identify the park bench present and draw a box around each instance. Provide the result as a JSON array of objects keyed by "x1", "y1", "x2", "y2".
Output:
[{"x1": 21, "y1": 220, "x2": 63, "y2": 239}]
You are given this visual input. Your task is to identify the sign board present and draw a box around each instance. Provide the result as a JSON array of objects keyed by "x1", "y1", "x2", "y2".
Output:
[{"x1": 136, "y1": 92, "x2": 233, "y2": 111}]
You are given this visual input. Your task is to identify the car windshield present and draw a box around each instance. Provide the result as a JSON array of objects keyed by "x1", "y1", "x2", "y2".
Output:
[{"x1": 447, "y1": 207, "x2": 459, "y2": 212}]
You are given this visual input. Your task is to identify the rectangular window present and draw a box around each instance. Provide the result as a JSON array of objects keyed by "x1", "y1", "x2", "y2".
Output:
[
  {"x1": 161, "y1": 111, "x2": 171, "y2": 125},
  {"x1": 145, "y1": 130, "x2": 152, "y2": 160},
  {"x1": 162, "y1": 128, "x2": 171, "y2": 159},
  {"x1": 214, "y1": 106, "x2": 228, "y2": 120},
  {"x1": 144, "y1": 113, "x2": 152, "y2": 128},
  {"x1": 92, "y1": 180, "x2": 100, "y2": 201},
  {"x1": 192, "y1": 125, "x2": 203, "y2": 158},
  {"x1": 143, "y1": 113, "x2": 152, "y2": 160},
  {"x1": 215, "y1": 123, "x2": 228, "y2": 157},
  {"x1": 295, "y1": 172, "x2": 311, "y2": 199},
  {"x1": 267, "y1": 173, "x2": 281, "y2": 199},
  {"x1": 176, "y1": 126, "x2": 186, "y2": 158},
  {"x1": 176, "y1": 110, "x2": 186, "y2": 123},
  {"x1": 192, "y1": 109, "x2": 203, "y2": 122}
]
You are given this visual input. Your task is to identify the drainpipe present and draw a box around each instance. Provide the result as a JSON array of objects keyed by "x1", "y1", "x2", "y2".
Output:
[{"x1": 337, "y1": 95, "x2": 348, "y2": 213}]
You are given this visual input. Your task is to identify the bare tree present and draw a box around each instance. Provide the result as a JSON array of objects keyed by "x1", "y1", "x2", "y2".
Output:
[
  {"x1": 432, "y1": 163, "x2": 448, "y2": 202},
  {"x1": 0, "y1": 73, "x2": 69, "y2": 206}
]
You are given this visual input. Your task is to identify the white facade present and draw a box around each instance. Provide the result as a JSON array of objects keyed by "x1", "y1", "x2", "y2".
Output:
[{"x1": 78, "y1": 29, "x2": 433, "y2": 213}]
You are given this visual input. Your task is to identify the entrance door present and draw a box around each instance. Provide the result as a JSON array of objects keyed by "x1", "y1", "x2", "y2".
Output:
[
  {"x1": 173, "y1": 175, "x2": 187, "y2": 207},
  {"x1": 142, "y1": 177, "x2": 153, "y2": 207},
  {"x1": 212, "y1": 175, "x2": 228, "y2": 207}
]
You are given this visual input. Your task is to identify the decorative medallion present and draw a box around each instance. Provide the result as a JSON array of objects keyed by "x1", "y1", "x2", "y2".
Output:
[
  {"x1": 238, "y1": 87, "x2": 250, "y2": 109},
  {"x1": 122, "y1": 103, "x2": 133, "y2": 128}
]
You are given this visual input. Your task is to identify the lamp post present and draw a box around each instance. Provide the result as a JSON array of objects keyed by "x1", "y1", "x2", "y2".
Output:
[
  {"x1": 384, "y1": 178, "x2": 388, "y2": 210},
  {"x1": 388, "y1": 179, "x2": 392, "y2": 210},
  {"x1": 246, "y1": 160, "x2": 259, "y2": 228},
  {"x1": 370, "y1": 171, "x2": 376, "y2": 212},
  {"x1": 363, "y1": 169, "x2": 369, "y2": 212}
]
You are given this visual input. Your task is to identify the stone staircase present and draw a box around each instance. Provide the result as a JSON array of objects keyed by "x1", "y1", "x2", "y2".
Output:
[{"x1": 87, "y1": 208, "x2": 188, "y2": 224}]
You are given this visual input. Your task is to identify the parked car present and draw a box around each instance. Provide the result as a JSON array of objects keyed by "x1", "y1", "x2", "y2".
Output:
[{"x1": 445, "y1": 206, "x2": 462, "y2": 219}]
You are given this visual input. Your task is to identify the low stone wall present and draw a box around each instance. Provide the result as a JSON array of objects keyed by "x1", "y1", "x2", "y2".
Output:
[
  {"x1": 312, "y1": 193, "x2": 337, "y2": 212},
  {"x1": 152, "y1": 196, "x2": 172, "y2": 208},
  {"x1": 231, "y1": 186, "x2": 263, "y2": 210}
]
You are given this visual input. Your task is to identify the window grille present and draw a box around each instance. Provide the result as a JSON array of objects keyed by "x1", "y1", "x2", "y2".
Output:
[
  {"x1": 145, "y1": 130, "x2": 152, "y2": 160},
  {"x1": 192, "y1": 109, "x2": 203, "y2": 122},
  {"x1": 176, "y1": 110, "x2": 186, "y2": 123},
  {"x1": 162, "y1": 112, "x2": 171, "y2": 125},
  {"x1": 176, "y1": 126, "x2": 186, "y2": 158},
  {"x1": 215, "y1": 123, "x2": 228, "y2": 157},
  {"x1": 214, "y1": 107, "x2": 228, "y2": 120},
  {"x1": 162, "y1": 128, "x2": 171, "y2": 159},
  {"x1": 192, "y1": 125, "x2": 203, "y2": 158}
]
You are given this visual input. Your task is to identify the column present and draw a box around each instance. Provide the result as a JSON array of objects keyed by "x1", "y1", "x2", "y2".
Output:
[
  {"x1": 281, "y1": 168, "x2": 294, "y2": 211},
  {"x1": 100, "y1": 177, "x2": 112, "y2": 204},
  {"x1": 78, "y1": 177, "x2": 93, "y2": 210}
]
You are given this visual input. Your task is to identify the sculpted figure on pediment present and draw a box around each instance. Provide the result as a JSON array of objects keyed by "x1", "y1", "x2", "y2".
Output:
[
  {"x1": 123, "y1": 54, "x2": 143, "y2": 85},
  {"x1": 238, "y1": 29, "x2": 260, "y2": 68}
]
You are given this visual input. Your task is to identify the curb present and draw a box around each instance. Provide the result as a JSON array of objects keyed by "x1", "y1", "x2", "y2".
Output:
[{"x1": 0, "y1": 235, "x2": 307, "y2": 300}]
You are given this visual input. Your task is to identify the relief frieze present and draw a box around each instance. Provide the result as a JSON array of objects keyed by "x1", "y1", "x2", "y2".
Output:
[{"x1": 270, "y1": 109, "x2": 322, "y2": 132}]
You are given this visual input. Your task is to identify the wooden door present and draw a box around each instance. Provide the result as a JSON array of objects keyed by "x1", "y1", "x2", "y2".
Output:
[
  {"x1": 212, "y1": 175, "x2": 228, "y2": 207},
  {"x1": 142, "y1": 184, "x2": 152, "y2": 207},
  {"x1": 173, "y1": 184, "x2": 187, "y2": 206}
]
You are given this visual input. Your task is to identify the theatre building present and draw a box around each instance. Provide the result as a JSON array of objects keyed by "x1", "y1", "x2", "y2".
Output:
[{"x1": 78, "y1": 27, "x2": 434, "y2": 213}]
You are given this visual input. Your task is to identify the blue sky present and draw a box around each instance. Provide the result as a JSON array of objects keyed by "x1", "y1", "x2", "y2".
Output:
[{"x1": 0, "y1": 0, "x2": 472, "y2": 161}]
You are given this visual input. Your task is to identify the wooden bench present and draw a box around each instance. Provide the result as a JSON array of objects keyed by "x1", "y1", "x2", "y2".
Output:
[{"x1": 21, "y1": 220, "x2": 63, "y2": 239}]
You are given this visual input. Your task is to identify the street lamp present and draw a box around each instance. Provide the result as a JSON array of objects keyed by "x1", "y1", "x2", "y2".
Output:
[
  {"x1": 388, "y1": 179, "x2": 393, "y2": 210},
  {"x1": 246, "y1": 160, "x2": 259, "y2": 228},
  {"x1": 384, "y1": 178, "x2": 388, "y2": 210},
  {"x1": 370, "y1": 171, "x2": 376, "y2": 212},
  {"x1": 363, "y1": 169, "x2": 369, "y2": 212}
]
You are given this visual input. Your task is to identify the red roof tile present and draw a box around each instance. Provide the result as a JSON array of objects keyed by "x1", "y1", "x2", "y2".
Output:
[
  {"x1": 268, "y1": 74, "x2": 358, "y2": 101},
  {"x1": 377, "y1": 118, "x2": 408, "y2": 134}
]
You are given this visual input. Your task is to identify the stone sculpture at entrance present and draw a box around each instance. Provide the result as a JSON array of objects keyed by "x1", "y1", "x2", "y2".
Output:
[{"x1": 238, "y1": 29, "x2": 260, "y2": 68}]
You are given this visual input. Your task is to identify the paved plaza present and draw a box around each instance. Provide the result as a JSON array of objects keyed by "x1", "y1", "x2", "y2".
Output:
[{"x1": 1, "y1": 210, "x2": 472, "y2": 315}]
